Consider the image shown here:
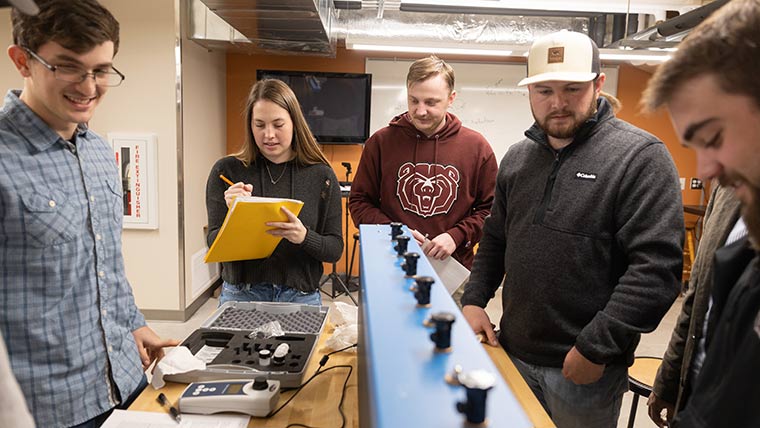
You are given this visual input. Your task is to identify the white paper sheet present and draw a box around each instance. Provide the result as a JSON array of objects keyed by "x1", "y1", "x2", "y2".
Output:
[
  {"x1": 194, "y1": 345, "x2": 225, "y2": 364},
  {"x1": 427, "y1": 255, "x2": 471, "y2": 294},
  {"x1": 421, "y1": 240, "x2": 471, "y2": 294},
  {"x1": 101, "y1": 410, "x2": 250, "y2": 428}
]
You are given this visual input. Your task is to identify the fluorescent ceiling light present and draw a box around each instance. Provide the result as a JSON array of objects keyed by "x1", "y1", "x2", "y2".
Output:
[
  {"x1": 398, "y1": 0, "x2": 696, "y2": 16},
  {"x1": 599, "y1": 49, "x2": 672, "y2": 62},
  {"x1": 599, "y1": 53, "x2": 671, "y2": 62},
  {"x1": 346, "y1": 42, "x2": 671, "y2": 63},
  {"x1": 347, "y1": 43, "x2": 513, "y2": 57}
]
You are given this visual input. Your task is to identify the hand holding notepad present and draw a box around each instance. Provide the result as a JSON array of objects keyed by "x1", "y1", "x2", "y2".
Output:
[
  {"x1": 264, "y1": 205, "x2": 308, "y2": 245},
  {"x1": 204, "y1": 196, "x2": 304, "y2": 263}
]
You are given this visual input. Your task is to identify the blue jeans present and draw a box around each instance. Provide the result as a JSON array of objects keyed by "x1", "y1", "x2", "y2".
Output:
[
  {"x1": 509, "y1": 353, "x2": 628, "y2": 428},
  {"x1": 70, "y1": 375, "x2": 148, "y2": 428},
  {"x1": 219, "y1": 281, "x2": 322, "y2": 306}
]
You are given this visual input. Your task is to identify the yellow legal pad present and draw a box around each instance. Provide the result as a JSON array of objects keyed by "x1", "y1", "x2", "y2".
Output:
[{"x1": 204, "y1": 196, "x2": 304, "y2": 263}]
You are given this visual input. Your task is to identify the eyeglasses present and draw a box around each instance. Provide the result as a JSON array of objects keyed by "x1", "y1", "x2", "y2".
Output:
[{"x1": 23, "y1": 48, "x2": 125, "y2": 87}]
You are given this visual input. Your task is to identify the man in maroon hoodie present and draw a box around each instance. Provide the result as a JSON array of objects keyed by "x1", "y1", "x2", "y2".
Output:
[{"x1": 349, "y1": 56, "x2": 498, "y2": 269}]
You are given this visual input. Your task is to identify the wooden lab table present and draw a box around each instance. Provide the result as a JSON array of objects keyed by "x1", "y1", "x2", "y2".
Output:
[
  {"x1": 129, "y1": 323, "x2": 359, "y2": 427},
  {"x1": 484, "y1": 345, "x2": 556, "y2": 428},
  {"x1": 128, "y1": 329, "x2": 553, "y2": 427}
]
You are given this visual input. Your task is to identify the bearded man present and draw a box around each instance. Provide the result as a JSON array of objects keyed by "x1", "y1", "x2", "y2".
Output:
[{"x1": 461, "y1": 30, "x2": 684, "y2": 428}]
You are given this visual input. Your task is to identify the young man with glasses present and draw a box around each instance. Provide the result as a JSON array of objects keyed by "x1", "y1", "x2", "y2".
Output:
[{"x1": 0, "y1": 1, "x2": 177, "y2": 426}]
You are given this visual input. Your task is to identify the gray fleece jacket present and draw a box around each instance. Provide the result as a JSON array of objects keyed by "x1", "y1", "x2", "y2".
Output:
[
  {"x1": 206, "y1": 156, "x2": 343, "y2": 292},
  {"x1": 461, "y1": 98, "x2": 684, "y2": 367}
]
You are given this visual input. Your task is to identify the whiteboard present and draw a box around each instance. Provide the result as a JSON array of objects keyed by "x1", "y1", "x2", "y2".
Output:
[{"x1": 366, "y1": 58, "x2": 618, "y2": 163}]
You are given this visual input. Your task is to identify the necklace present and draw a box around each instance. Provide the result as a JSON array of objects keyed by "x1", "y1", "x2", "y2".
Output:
[{"x1": 265, "y1": 162, "x2": 288, "y2": 185}]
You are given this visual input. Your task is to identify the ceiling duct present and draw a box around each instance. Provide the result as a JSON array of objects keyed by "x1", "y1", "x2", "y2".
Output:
[
  {"x1": 193, "y1": 0, "x2": 337, "y2": 55},
  {"x1": 334, "y1": 0, "x2": 361, "y2": 10},
  {"x1": 187, "y1": 0, "x2": 721, "y2": 59},
  {"x1": 608, "y1": 0, "x2": 728, "y2": 49},
  {"x1": 338, "y1": 8, "x2": 588, "y2": 48},
  {"x1": 399, "y1": 2, "x2": 601, "y2": 18},
  {"x1": 656, "y1": 0, "x2": 727, "y2": 36}
]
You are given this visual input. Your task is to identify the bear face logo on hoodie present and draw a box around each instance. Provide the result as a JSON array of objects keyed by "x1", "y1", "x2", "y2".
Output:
[{"x1": 396, "y1": 162, "x2": 460, "y2": 218}]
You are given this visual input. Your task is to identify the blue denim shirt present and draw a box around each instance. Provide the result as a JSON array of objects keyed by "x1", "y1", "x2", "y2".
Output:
[{"x1": 0, "y1": 90, "x2": 146, "y2": 426}]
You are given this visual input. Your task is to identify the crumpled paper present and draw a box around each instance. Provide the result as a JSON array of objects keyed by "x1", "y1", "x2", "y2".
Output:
[
  {"x1": 325, "y1": 302, "x2": 358, "y2": 352},
  {"x1": 150, "y1": 346, "x2": 206, "y2": 389}
]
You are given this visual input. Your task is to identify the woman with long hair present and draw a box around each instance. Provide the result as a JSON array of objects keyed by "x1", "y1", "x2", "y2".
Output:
[{"x1": 206, "y1": 79, "x2": 343, "y2": 305}]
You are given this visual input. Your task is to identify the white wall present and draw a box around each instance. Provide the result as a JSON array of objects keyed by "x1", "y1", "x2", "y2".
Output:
[
  {"x1": 95, "y1": 0, "x2": 182, "y2": 311},
  {"x1": 181, "y1": 9, "x2": 226, "y2": 305},
  {"x1": 0, "y1": 9, "x2": 20, "y2": 88},
  {"x1": 0, "y1": 1, "x2": 227, "y2": 318}
]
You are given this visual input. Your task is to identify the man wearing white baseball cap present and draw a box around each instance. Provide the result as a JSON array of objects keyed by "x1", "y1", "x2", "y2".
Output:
[{"x1": 462, "y1": 30, "x2": 684, "y2": 427}]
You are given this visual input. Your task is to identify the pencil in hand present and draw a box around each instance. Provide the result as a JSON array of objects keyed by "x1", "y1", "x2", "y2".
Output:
[{"x1": 219, "y1": 174, "x2": 234, "y2": 186}]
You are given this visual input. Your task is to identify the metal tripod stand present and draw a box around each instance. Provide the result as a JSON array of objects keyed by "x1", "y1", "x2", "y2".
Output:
[
  {"x1": 318, "y1": 162, "x2": 358, "y2": 306},
  {"x1": 319, "y1": 261, "x2": 357, "y2": 305}
]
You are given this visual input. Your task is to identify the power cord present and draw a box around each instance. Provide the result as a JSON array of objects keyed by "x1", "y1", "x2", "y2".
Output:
[
  {"x1": 280, "y1": 343, "x2": 358, "y2": 392},
  {"x1": 265, "y1": 343, "x2": 358, "y2": 428},
  {"x1": 283, "y1": 365, "x2": 353, "y2": 428},
  {"x1": 323, "y1": 343, "x2": 358, "y2": 359}
]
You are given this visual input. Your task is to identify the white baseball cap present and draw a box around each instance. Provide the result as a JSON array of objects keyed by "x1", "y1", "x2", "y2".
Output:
[{"x1": 518, "y1": 30, "x2": 600, "y2": 87}]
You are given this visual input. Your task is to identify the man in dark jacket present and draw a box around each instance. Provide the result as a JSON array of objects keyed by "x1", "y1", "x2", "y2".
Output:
[
  {"x1": 461, "y1": 30, "x2": 684, "y2": 427},
  {"x1": 647, "y1": 185, "x2": 742, "y2": 426},
  {"x1": 643, "y1": 0, "x2": 760, "y2": 426}
]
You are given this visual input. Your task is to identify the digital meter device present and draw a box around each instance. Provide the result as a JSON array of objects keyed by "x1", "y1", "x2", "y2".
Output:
[{"x1": 178, "y1": 378, "x2": 280, "y2": 417}]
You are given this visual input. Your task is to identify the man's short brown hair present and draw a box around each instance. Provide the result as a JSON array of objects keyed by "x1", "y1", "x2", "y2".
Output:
[
  {"x1": 406, "y1": 55, "x2": 455, "y2": 92},
  {"x1": 11, "y1": 0, "x2": 120, "y2": 55},
  {"x1": 642, "y1": 0, "x2": 760, "y2": 113}
]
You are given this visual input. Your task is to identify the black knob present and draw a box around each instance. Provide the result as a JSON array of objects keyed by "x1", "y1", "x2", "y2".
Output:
[
  {"x1": 394, "y1": 235, "x2": 410, "y2": 257},
  {"x1": 428, "y1": 311, "x2": 456, "y2": 351},
  {"x1": 390, "y1": 222, "x2": 404, "y2": 239},
  {"x1": 252, "y1": 377, "x2": 268, "y2": 391},
  {"x1": 412, "y1": 276, "x2": 435, "y2": 306},
  {"x1": 401, "y1": 252, "x2": 420, "y2": 277},
  {"x1": 459, "y1": 385, "x2": 492, "y2": 424}
]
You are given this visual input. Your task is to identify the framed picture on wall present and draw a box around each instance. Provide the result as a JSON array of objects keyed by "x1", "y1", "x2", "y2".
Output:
[{"x1": 109, "y1": 132, "x2": 159, "y2": 230}]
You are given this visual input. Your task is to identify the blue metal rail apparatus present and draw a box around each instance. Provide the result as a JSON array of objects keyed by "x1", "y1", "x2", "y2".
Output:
[{"x1": 357, "y1": 224, "x2": 532, "y2": 428}]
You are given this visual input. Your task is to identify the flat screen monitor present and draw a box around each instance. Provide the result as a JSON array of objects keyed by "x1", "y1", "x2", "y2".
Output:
[{"x1": 256, "y1": 70, "x2": 372, "y2": 145}]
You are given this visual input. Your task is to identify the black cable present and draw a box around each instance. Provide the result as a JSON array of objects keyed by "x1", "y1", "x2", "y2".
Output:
[
  {"x1": 280, "y1": 343, "x2": 358, "y2": 393},
  {"x1": 329, "y1": 364, "x2": 353, "y2": 428},
  {"x1": 284, "y1": 365, "x2": 354, "y2": 428},
  {"x1": 267, "y1": 371, "x2": 318, "y2": 417},
  {"x1": 333, "y1": 364, "x2": 353, "y2": 428},
  {"x1": 326, "y1": 343, "x2": 357, "y2": 358},
  {"x1": 272, "y1": 365, "x2": 353, "y2": 428},
  {"x1": 266, "y1": 344, "x2": 357, "y2": 421}
]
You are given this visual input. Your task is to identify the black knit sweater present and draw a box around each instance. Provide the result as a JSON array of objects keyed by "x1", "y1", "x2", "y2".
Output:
[
  {"x1": 462, "y1": 98, "x2": 684, "y2": 367},
  {"x1": 205, "y1": 156, "x2": 343, "y2": 292}
]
